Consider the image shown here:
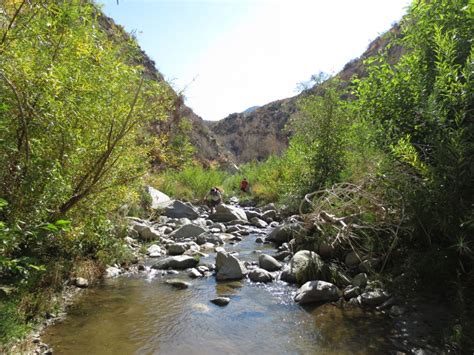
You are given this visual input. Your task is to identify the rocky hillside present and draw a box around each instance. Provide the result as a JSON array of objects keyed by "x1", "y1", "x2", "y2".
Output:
[
  {"x1": 97, "y1": 12, "x2": 235, "y2": 168},
  {"x1": 209, "y1": 25, "x2": 404, "y2": 163}
]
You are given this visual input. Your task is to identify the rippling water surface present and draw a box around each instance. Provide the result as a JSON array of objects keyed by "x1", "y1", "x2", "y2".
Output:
[{"x1": 43, "y1": 235, "x2": 392, "y2": 354}]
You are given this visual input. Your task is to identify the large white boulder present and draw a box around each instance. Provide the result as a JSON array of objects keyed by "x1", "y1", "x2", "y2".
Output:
[{"x1": 147, "y1": 186, "x2": 172, "y2": 209}]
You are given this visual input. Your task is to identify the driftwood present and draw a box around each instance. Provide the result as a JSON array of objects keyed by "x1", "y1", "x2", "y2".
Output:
[{"x1": 299, "y1": 182, "x2": 405, "y2": 272}]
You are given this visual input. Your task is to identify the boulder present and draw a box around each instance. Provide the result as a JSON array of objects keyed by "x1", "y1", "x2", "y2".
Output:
[
  {"x1": 147, "y1": 186, "x2": 172, "y2": 209},
  {"x1": 152, "y1": 256, "x2": 199, "y2": 270},
  {"x1": 130, "y1": 222, "x2": 161, "y2": 241},
  {"x1": 147, "y1": 244, "x2": 162, "y2": 257},
  {"x1": 245, "y1": 210, "x2": 263, "y2": 220},
  {"x1": 280, "y1": 250, "x2": 322, "y2": 284},
  {"x1": 165, "y1": 279, "x2": 190, "y2": 289},
  {"x1": 196, "y1": 232, "x2": 224, "y2": 245},
  {"x1": 215, "y1": 251, "x2": 247, "y2": 281},
  {"x1": 258, "y1": 254, "x2": 282, "y2": 271},
  {"x1": 167, "y1": 242, "x2": 189, "y2": 255},
  {"x1": 248, "y1": 268, "x2": 274, "y2": 283},
  {"x1": 359, "y1": 290, "x2": 390, "y2": 307},
  {"x1": 343, "y1": 286, "x2": 361, "y2": 300},
  {"x1": 225, "y1": 225, "x2": 241, "y2": 233},
  {"x1": 352, "y1": 273, "x2": 368, "y2": 288},
  {"x1": 250, "y1": 217, "x2": 268, "y2": 228},
  {"x1": 266, "y1": 223, "x2": 305, "y2": 245},
  {"x1": 163, "y1": 200, "x2": 199, "y2": 219},
  {"x1": 261, "y1": 210, "x2": 277, "y2": 221},
  {"x1": 209, "y1": 204, "x2": 248, "y2": 223},
  {"x1": 294, "y1": 281, "x2": 341, "y2": 304},
  {"x1": 273, "y1": 250, "x2": 291, "y2": 261},
  {"x1": 170, "y1": 224, "x2": 207, "y2": 240}
]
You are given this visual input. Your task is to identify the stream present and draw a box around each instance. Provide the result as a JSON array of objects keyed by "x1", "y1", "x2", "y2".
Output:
[{"x1": 42, "y1": 229, "x2": 394, "y2": 354}]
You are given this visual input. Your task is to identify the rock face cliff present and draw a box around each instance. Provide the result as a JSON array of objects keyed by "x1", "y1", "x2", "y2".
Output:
[
  {"x1": 97, "y1": 12, "x2": 234, "y2": 168},
  {"x1": 209, "y1": 25, "x2": 404, "y2": 163}
]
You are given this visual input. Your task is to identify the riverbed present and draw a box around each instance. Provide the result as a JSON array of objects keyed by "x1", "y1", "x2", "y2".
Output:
[{"x1": 43, "y1": 233, "x2": 392, "y2": 354}]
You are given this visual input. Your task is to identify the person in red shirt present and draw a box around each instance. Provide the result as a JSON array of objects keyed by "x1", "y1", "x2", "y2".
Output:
[{"x1": 240, "y1": 178, "x2": 249, "y2": 193}]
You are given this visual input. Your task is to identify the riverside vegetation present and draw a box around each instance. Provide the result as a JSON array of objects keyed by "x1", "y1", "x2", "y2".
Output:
[{"x1": 1, "y1": 0, "x2": 473, "y2": 353}]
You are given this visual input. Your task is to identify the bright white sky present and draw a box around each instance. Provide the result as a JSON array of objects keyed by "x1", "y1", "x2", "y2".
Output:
[{"x1": 100, "y1": 0, "x2": 411, "y2": 121}]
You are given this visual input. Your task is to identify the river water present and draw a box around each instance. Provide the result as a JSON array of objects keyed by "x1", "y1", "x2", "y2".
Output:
[{"x1": 43, "y1": 233, "x2": 393, "y2": 354}]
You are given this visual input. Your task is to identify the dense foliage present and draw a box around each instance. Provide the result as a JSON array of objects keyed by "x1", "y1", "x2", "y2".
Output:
[{"x1": 0, "y1": 0, "x2": 176, "y2": 344}]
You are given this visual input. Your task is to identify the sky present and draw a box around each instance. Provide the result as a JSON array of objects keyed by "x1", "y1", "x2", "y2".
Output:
[{"x1": 99, "y1": 0, "x2": 412, "y2": 121}]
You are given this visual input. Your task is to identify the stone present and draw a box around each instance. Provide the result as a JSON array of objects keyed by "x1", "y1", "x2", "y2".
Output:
[
  {"x1": 147, "y1": 186, "x2": 172, "y2": 209},
  {"x1": 130, "y1": 221, "x2": 161, "y2": 241},
  {"x1": 343, "y1": 286, "x2": 361, "y2": 300},
  {"x1": 245, "y1": 210, "x2": 263, "y2": 220},
  {"x1": 210, "y1": 297, "x2": 230, "y2": 306},
  {"x1": 273, "y1": 250, "x2": 291, "y2": 261},
  {"x1": 209, "y1": 204, "x2": 248, "y2": 223},
  {"x1": 280, "y1": 250, "x2": 321, "y2": 284},
  {"x1": 200, "y1": 242, "x2": 215, "y2": 251},
  {"x1": 258, "y1": 254, "x2": 282, "y2": 271},
  {"x1": 147, "y1": 244, "x2": 162, "y2": 257},
  {"x1": 178, "y1": 217, "x2": 192, "y2": 226},
  {"x1": 226, "y1": 226, "x2": 241, "y2": 233},
  {"x1": 345, "y1": 251, "x2": 361, "y2": 267},
  {"x1": 248, "y1": 268, "x2": 274, "y2": 283},
  {"x1": 359, "y1": 290, "x2": 390, "y2": 307},
  {"x1": 266, "y1": 223, "x2": 305, "y2": 245},
  {"x1": 294, "y1": 280, "x2": 341, "y2": 304},
  {"x1": 105, "y1": 266, "x2": 121, "y2": 278},
  {"x1": 210, "y1": 223, "x2": 226, "y2": 232},
  {"x1": 167, "y1": 242, "x2": 189, "y2": 255},
  {"x1": 196, "y1": 232, "x2": 224, "y2": 245},
  {"x1": 197, "y1": 265, "x2": 209, "y2": 273},
  {"x1": 188, "y1": 268, "x2": 202, "y2": 278},
  {"x1": 261, "y1": 209, "x2": 277, "y2": 221},
  {"x1": 255, "y1": 237, "x2": 264, "y2": 243},
  {"x1": 352, "y1": 273, "x2": 368, "y2": 288},
  {"x1": 250, "y1": 217, "x2": 268, "y2": 228},
  {"x1": 163, "y1": 200, "x2": 199, "y2": 219},
  {"x1": 170, "y1": 224, "x2": 207, "y2": 240},
  {"x1": 74, "y1": 277, "x2": 89, "y2": 288},
  {"x1": 165, "y1": 279, "x2": 190, "y2": 289},
  {"x1": 215, "y1": 251, "x2": 247, "y2": 281},
  {"x1": 152, "y1": 256, "x2": 199, "y2": 270},
  {"x1": 262, "y1": 203, "x2": 276, "y2": 212}
]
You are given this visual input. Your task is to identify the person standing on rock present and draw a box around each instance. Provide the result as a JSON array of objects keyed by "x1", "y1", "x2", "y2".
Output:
[
  {"x1": 205, "y1": 187, "x2": 222, "y2": 213},
  {"x1": 240, "y1": 178, "x2": 249, "y2": 194}
]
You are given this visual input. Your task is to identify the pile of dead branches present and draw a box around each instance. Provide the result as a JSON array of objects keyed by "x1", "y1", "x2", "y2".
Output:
[{"x1": 299, "y1": 182, "x2": 406, "y2": 272}]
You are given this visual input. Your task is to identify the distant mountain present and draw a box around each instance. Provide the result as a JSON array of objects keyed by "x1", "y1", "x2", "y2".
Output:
[{"x1": 209, "y1": 25, "x2": 403, "y2": 163}]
